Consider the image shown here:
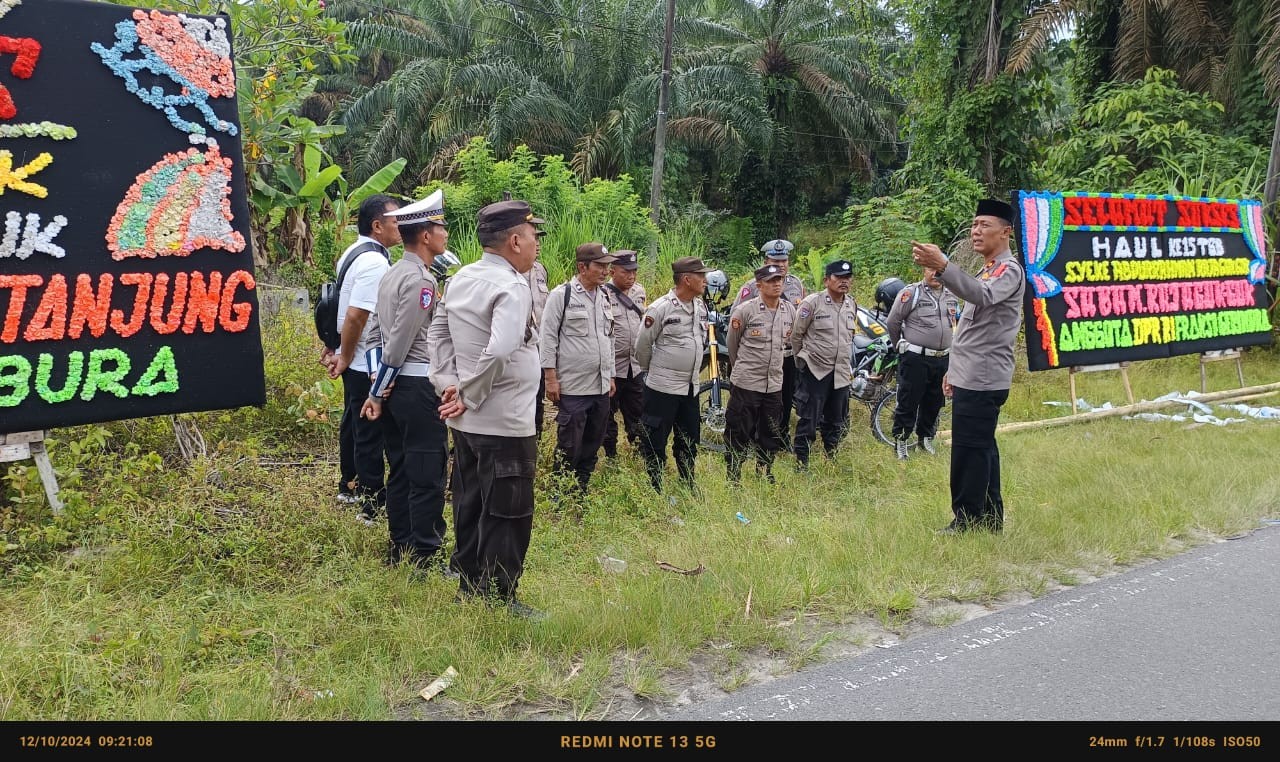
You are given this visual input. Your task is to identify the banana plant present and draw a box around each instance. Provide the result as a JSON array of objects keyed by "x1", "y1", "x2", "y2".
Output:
[{"x1": 248, "y1": 115, "x2": 406, "y2": 270}]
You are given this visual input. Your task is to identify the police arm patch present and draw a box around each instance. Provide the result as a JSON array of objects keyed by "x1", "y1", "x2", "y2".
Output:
[
  {"x1": 730, "y1": 317, "x2": 742, "y2": 331},
  {"x1": 900, "y1": 289, "x2": 911, "y2": 303},
  {"x1": 643, "y1": 315, "x2": 654, "y2": 328},
  {"x1": 420, "y1": 287, "x2": 435, "y2": 310},
  {"x1": 798, "y1": 307, "x2": 810, "y2": 319}
]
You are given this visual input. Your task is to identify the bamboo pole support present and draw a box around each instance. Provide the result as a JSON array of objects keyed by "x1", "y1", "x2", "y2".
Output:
[{"x1": 937, "y1": 381, "x2": 1280, "y2": 443}]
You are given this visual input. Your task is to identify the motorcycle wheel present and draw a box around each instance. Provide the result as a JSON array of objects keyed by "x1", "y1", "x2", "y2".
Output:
[
  {"x1": 871, "y1": 390, "x2": 951, "y2": 448},
  {"x1": 698, "y1": 368, "x2": 732, "y2": 453}
]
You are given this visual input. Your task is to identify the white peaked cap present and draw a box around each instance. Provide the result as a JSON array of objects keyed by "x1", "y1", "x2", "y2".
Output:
[{"x1": 385, "y1": 189, "x2": 445, "y2": 225}]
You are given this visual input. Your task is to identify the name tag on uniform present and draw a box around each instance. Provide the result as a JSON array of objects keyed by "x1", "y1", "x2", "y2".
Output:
[
  {"x1": 664, "y1": 317, "x2": 681, "y2": 325},
  {"x1": 814, "y1": 313, "x2": 831, "y2": 320}
]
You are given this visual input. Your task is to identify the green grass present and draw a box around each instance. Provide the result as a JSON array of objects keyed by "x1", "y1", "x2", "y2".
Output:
[{"x1": 2, "y1": 309, "x2": 1279, "y2": 720}]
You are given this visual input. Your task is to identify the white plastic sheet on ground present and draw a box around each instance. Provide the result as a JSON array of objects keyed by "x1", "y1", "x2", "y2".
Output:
[{"x1": 1043, "y1": 390, "x2": 1278, "y2": 427}]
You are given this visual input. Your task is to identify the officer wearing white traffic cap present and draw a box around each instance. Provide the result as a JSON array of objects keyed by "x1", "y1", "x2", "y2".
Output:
[
  {"x1": 790, "y1": 259, "x2": 858, "y2": 469},
  {"x1": 361, "y1": 190, "x2": 452, "y2": 574}
]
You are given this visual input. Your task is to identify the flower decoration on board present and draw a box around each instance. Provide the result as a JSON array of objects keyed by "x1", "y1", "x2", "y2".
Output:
[
  {"x1": 0, "y1": 35, "x2": 41, "y2": 119},
  {"x1": 0, "y1": 149, "x2": 52, "y2": 197},
  {"x1": 0, "y1": 122, "x2": 77, "y2": 140},
  {"x1": 1238, "y1": 200, "x2": 1268, "y2": 285},
  {"x1": 106, "y1": 142, "x2": 245, "y2": 261},
  {"x1": 1031, "y1": 298, "x2": 1059, "y2": 368},
  {"x1": 91, "y1": 10, "x2": 237, "y2": 139},
  {"x1": 1, "y1": 211, "x2": 68, "y2": 259},
  {"x1": 1018, "y1": 191, "x2": 1065, "y2": 299}
]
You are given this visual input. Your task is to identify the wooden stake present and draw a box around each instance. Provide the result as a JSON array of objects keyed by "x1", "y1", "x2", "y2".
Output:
[{"x1": 937, "y1": 381, "x2": 1280, "y2": 442}]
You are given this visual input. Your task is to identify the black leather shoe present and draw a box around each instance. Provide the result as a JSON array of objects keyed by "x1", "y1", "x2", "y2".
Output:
[{"x1": 936, "y1": 520, "x2": 971, "y2": 535}]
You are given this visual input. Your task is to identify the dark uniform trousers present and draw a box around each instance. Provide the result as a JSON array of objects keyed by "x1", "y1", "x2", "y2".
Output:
[
  {"x1": 603, "y1": 371, "x2": 645, "y2": 457},
  {"x1": 637, "y1": 385, "x2": 700, "y2": 491},
  {"x1": 450, "y1": 430, "x2": 537, "y2": 601},
  {"x1": 793, "y1": 367, "x2": 850, "y2": 466},
  {"x1": 949, "y1": 387, "x2": 1009, "y2": 530},
  {"x1": 554, "y1": 393, "x2": 610, "y2": 492},
  {"x1": 340, "y1": 367, "x2": 386, "y2": 509},
  {"x1": 725, "y1": 387, "x2": 783, "y2": 481},
  {"x1": 380, "y1": 376, "x2": 448, "y2": 566},
  {"x1": 778, "y1": 355, "x2": 797, "y2": 449},
  {"x1": 892, "y1": 351, "x2": 948, "y2": 440}
]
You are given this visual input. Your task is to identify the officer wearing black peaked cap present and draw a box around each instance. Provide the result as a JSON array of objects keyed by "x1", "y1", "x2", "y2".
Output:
[{"x1": 911, "y1": 199, "x2": 1025, "y2": 535}]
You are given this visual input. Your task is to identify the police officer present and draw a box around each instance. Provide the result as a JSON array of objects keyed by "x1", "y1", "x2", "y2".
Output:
[
  {"x1": 731, "y1": 239, "x2": 806, "y2": 450},
  {"x1": 725, "y1": 264, "x2": 796, "y2": 483},
  {"x1": 526, "y1": 252, "x2": 551, "y2": 436},
  {"x1": 602, "y1": 250, "x2": 647, "y2": 458},
  {"x1": 635, "y1": 256, "x2": 712, "y2": 493},
  {"x1": 790, "y1": 259, "x2": 858, "y2": 469},
  {"x1": 885, "y1": 264, "x2": 960, "y2": 460},
  {"x1": 912, "y1": 199, "x2": 1025, "y2": 534},
  {"x1": 540, "y1": 243, "x2": 618, "y2": 495},
  {"x1": 359, "y1": 190, "x2": 452, "y2": 571},
  {"x1": 429, "y1": 199, "x2": 546, "y2": 619}
]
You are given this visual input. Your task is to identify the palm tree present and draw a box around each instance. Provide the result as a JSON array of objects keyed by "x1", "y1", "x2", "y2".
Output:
[
  {"x1": 1009, "y1": 1, "x2": 1280, "y2": 107},
  {"x1": 679, "y1": 0, "x2": 899, "y2": 231},
  {"x1": 322, "y1": 0, "x2": 484, "y2": 187}
]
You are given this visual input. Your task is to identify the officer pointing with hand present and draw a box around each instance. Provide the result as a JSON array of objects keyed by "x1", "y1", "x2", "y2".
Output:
[{"x1": 911, "y1": 198, "x2": 1025, "y2": 535}]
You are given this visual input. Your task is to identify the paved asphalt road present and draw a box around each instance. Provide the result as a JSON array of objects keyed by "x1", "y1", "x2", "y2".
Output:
[{"x1": 659, "y1": 522, "x2": 1280, "y2": 725}]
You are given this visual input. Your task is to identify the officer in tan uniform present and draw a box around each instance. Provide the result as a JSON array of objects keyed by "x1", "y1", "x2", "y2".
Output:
[
  {"x1": 731, "y1": 239, "x2": 806, "y2": 451},
  {"x1": 429, "y1": 199, "x2": 546, "y2": 619},
  {"x1": 885, "y1": 265, "x2": 960, "y2": 460},
  {"x1": 540, "y1": 243, "x2": 618, "y2": 494},
  {"x1": 790, "y1": 259, "x2": 858, "y2": 469},
  {"x1": 912, "y1": 198, "x2": 1025, "y2": 534},
  {"x1": 360, "y1": 190, "x2": 451, "y2": 573},
  {"x1": 602, "y1": 250, "x2": 647, "y2": 458},
  {"x1": 526, "y1": 255, "x2": 551, "y2": 435},
  {"x1": 634, "y1": 256, "x2": 712, "y2": 492},
  {"x1": 725, "y1": 264, "x2": 796, "y2": 483}
]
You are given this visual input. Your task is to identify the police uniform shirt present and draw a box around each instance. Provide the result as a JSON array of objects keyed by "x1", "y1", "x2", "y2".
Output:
[
  {"x1": 370, "y1": 253, "x2": 438, "y2": 373},
  {"x1": 726, "y1": 296, "x2": 796, "y2": 394},
  {"x1": 939, "y1": 250, "x2": 1025, "y2": 391},
  {"x1": 791, "y1": 291, "x2": 858, "y2": 388},
  {"x1": 606, "y1": 282, "x2": 647, "y2": 378},
  {"x1": 540, "y1": 276, "x2": 615, "y2": 396},
  {"x1": 427, "y1": 252, "x2": 540, "y2": 437},
  {"x1": 526, "y1": 259, "x2": 550, "y2": 326},
  {"x1": 886, "y1": 281, "x2": 960, "y2": 352},
  {"x1": 635, "y1": 289, "x2": 708, "y2": 396},
  {"x1": 335, "y1": 235, "x2": 390, "y2": 372}
]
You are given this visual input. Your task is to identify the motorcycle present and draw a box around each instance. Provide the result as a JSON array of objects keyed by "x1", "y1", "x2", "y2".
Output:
[{"x1": 697, "y1": 270, "x2": 733, "y2": 448}]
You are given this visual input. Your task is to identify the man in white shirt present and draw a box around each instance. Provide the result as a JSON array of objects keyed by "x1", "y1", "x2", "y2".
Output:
[{"x1": 322, "y1": 194, "x2": 401, "y2": 519}]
